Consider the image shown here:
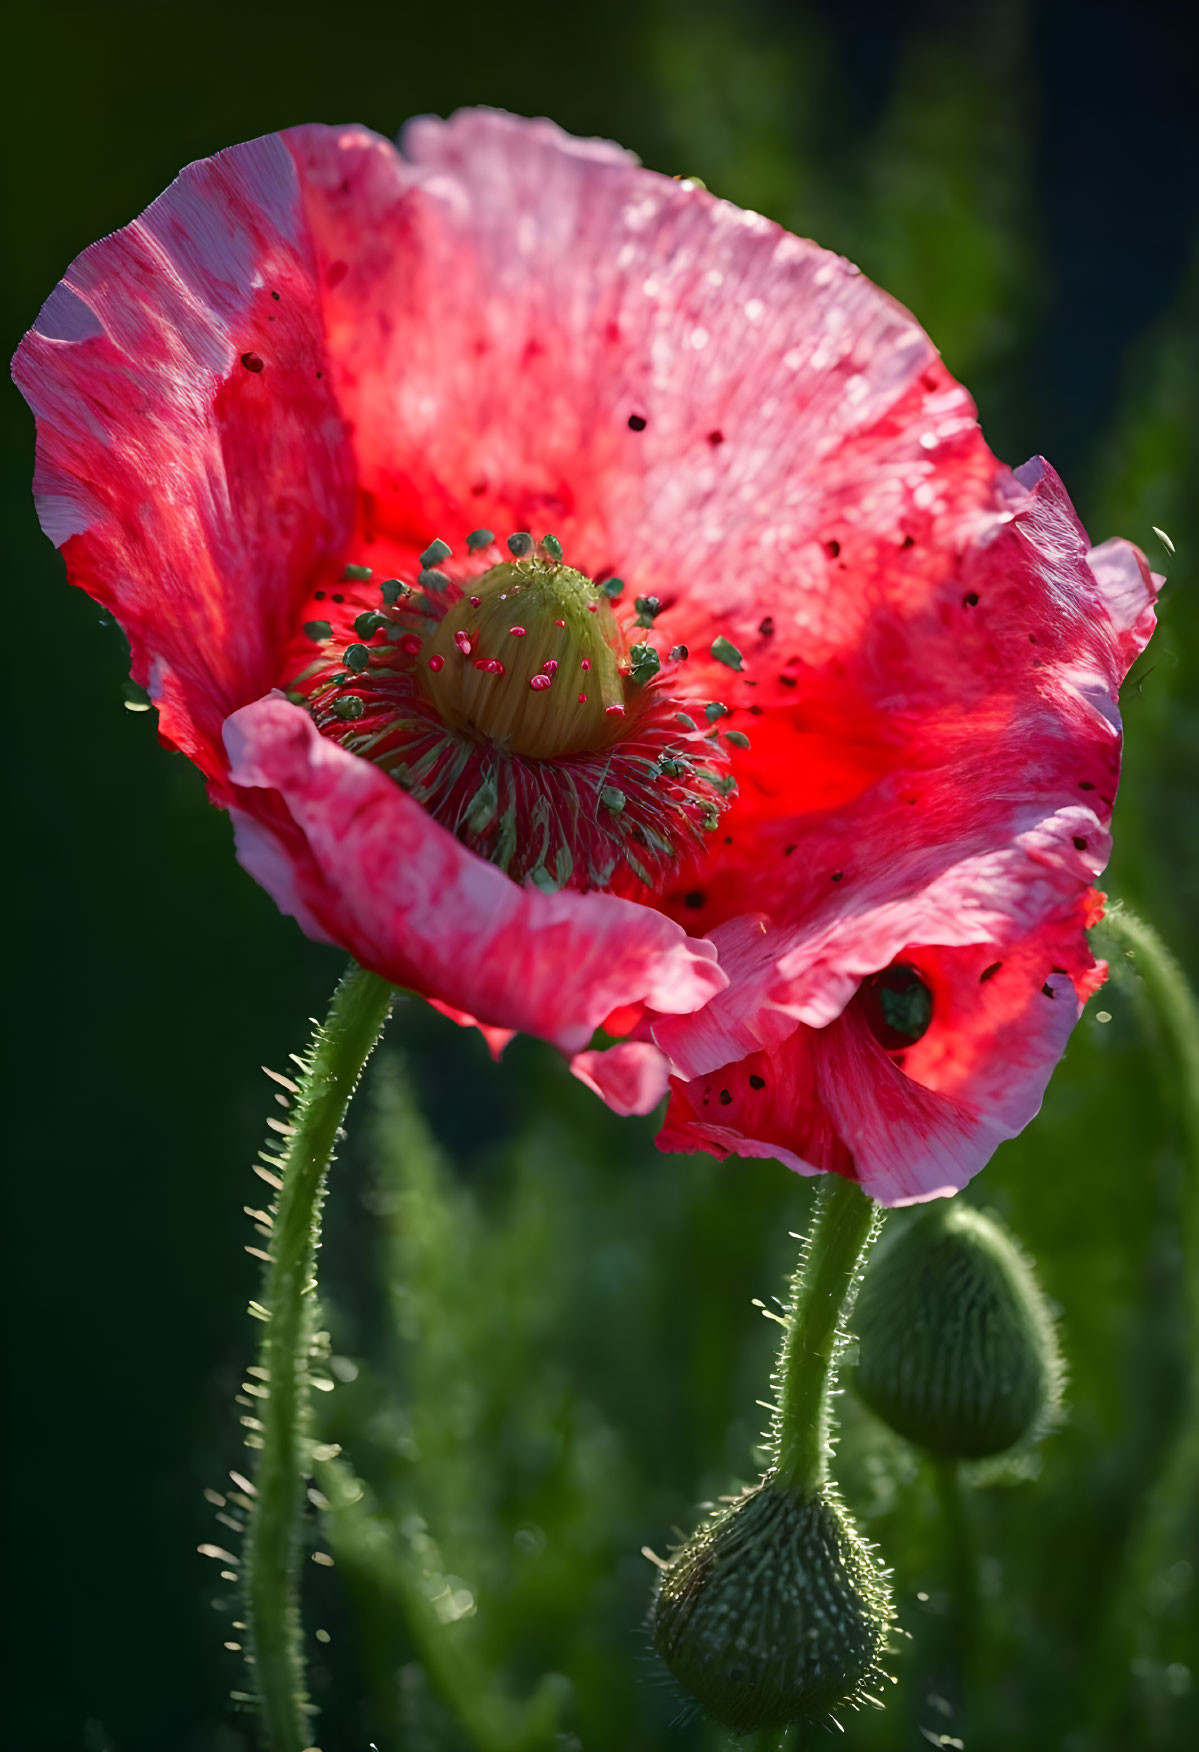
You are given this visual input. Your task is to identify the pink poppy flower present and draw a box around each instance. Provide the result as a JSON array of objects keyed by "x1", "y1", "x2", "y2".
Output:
[{"x1": 13, "y1": 110, "x2": 1157, "y2": 1203}]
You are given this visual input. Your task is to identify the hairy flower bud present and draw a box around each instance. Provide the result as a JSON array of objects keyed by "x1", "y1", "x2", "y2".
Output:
[
  {"x1": 854, "y1": 1202, "x2": 1062, "y2": 1459},
  {"x1": 649, "y1": 1480, "x2": 893, "y2": 1731}
]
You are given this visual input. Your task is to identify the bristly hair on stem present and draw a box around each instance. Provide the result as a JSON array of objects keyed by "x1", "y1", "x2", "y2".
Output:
[
  {"x1": 649, "y1": 1176, "x2": 894, "y2": 1735},
  {"x1": 770, "y1": 1175, "x2": 884, "y2": 1494},
  {"x1": 233, "y1": 963, "x2": 393, "y2": 1752}
]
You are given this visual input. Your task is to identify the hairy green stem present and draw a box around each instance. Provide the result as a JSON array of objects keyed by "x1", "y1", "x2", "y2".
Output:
[
  {"x1": 772, "y1": 1176, "x2": 882, "y2": 1494},
  {"x1": 243, "y1": 963, "x2": 393, "y2": 1751}
]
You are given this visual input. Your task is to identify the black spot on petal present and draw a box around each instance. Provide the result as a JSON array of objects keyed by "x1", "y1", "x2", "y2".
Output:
[
  {"x1": 628, "y1": 413, "x2": 647, "y2": 431},
  {"x1": 980, "y1": 961, "x2": 1003, "y2": 982},
  {"x1": 749, "y1": 1074, "x2": 765, "y2": 1090},
  {"x1": 683, "y1": 891, "x2": 705, "y2": 909}
]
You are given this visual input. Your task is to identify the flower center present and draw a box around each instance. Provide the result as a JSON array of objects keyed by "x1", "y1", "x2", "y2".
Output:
[
  {"x1": 420, "y1": 557, "x2": 629, "y2": 757},
  {"x1": 287, "y1": 535, "x2": 736, "y2": 896}
]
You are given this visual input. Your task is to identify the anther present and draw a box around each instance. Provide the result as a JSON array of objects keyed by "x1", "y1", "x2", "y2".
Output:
[
  {"x1": 303, "y1": 620, "x2": 332, "y2": 643},
  {"x1": 342, "y1": 563, "x2": 373, "y2": 582},
  {"x1": 507, "y1": 532, "x2": 534, "y2": 557},
  {"x1": 420, "y1": 539, "x2": 452, "y2": 568},
  {"x1": 602, "y1": 577, "x2": 625, "y2": 598},
  {"x1": 343, "y1": 644, "x2": 371, "y2": 672},
  {"x1": 418, "y1": 568, "x2": 450, "y2": 590},
  {"x1": 540, "y1": 533, "x2": 563, "y2": 561},
  {"x1": 669, "y1": 644, "x2": 689, "y2": 662},
  {"x1": 629, "y1": 645, "x2": 661, "y2": 684},
  {"x1": 466, "y1": 529, "x2": 494, "y2": 551},
  {"x1": 711, "y1": 636, "x2": 744, "y2": 670}
]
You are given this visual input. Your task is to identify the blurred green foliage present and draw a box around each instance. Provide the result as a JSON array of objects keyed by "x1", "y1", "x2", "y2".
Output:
[{"x1": 2, "y1": 1, "x2": 1195, "y2": 1749}]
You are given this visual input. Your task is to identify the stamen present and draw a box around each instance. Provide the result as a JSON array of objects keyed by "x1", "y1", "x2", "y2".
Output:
[{"x1": 291, "y1": 536, "x2": 737, "y2": 894}]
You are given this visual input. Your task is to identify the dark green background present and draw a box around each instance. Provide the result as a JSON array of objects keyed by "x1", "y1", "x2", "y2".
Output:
[{"x1": 3, "y1": 3, "x2": 1196, "y2": 1749}]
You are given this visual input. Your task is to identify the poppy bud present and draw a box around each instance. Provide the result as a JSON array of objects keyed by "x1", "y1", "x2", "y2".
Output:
[
  {"x1": 854, "y1": 1202, "x2": 1062, "y2": 1459},
  {"x1": 649, "y1": 1479, "x2": 893, "y2": 1731}
]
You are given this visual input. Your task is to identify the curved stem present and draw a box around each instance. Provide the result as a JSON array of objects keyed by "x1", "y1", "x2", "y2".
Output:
[
  {"x1": 243, "y1": 963, "x2": 393, "y2": 1752},
  {"x1": 772, "y1": 1176, "x2": 882, "y2": 1494},
  {"x1": 1087, "y1": 903, "x2": 1199, "y2": 1722},
  {"x1": 1092, "y1": 901, "x2": 1199, "y2": 1374},
  {"x1": 1094, "y1": 901, "x2": 1199, "y2": 1180}
]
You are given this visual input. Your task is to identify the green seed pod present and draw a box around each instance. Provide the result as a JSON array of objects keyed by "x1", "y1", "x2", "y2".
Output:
[
  {"x1": 649, "y1": 1480, "x2": 893, "y2": 1732},
  {"x1": 854, "y1": 1201, "x2": 1062, "y2": 1459}
]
